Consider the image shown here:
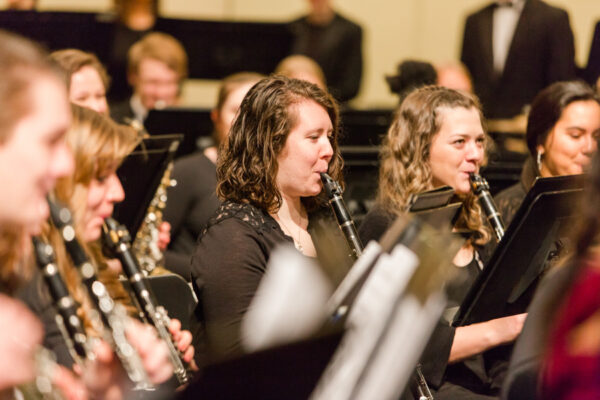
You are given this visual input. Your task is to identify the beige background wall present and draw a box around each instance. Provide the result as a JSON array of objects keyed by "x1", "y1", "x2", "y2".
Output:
[{"x1": 5, "y1": 0, "x2": 600, "y2": 108}]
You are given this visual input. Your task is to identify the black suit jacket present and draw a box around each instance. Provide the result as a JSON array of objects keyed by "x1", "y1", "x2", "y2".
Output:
[
  {"x1": 290, "y1": 13, "x2": 363, "y2": 102},
  {"x1": 461, "y1": 0, "x2": 576, "y2": 119},
  {"x1": 583, "y1": 20, "x2": 600, "y2": 86}
]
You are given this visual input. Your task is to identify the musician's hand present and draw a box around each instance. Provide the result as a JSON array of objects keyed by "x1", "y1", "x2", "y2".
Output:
[
  {"x1": 81, "y1": 340, "x2": 129, "y2": 400},
  {"x1": 488, "y1": 313, "x2": 527, "y2": 345},
  {"x1": 157, "y1": 221, "x2": 171, "y2": 251},
  {"x1": 105, "y1": 258, "x2": 123, "y2": 275},
  {"x1": 53, "y1": 365, "x2": 88, "y2": 400},
  {"x1": 0, "y1": 294, "x2": 43, "y2": 388},
  {"x1": 127, "y1": 320, "x2": 173, "y2": 384},
  {"x1": 168, "y1": 318, "x2": 198, "y2": 370}
]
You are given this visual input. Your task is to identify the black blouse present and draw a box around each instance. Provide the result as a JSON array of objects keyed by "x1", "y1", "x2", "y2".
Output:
[{"x1": 190, "y1": 201, "x2": 351, "y2": 362}]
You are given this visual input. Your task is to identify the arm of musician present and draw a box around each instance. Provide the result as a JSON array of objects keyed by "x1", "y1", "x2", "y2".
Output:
[
  {"x1": 448, "y1": 313, "x2": 527, "y2": 363},
  {"x1": 157, "y1": 221, "x2": 171, "y2": 251},
  {"x1": 168, "y1": 318, "x2": 198, "y2": 371},
  {"x1": 0, "y1": 294, "x2": 43, "y2": 389}
]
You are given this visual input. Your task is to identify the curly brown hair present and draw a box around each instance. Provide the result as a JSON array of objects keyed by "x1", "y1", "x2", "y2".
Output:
[
  {"x1": 217, "y1": 75, "x2": 344, "y2": 213},
  {"x1": 378, "y1": 85, "x2": 491, "y2": 245}
]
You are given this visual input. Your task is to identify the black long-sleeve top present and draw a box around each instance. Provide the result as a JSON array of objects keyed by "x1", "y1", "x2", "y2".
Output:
[
  {"x1": 163, "y1": 153, "x2": 219, "y2": 279},
  {"x1": 190, "y1": 201, "x2": 351, "y2": 362}
]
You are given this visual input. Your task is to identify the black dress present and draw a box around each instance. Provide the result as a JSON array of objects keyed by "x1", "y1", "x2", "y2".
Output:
[
  {"x1": 359, "y1": 205, "x2": 498, "y2": 399},
  {"x1": 190, "y1": 201, "x2": 351, "y2": 362},
  {"x1": 163, "y1": 152, "x2": 219, "y2": 279}
]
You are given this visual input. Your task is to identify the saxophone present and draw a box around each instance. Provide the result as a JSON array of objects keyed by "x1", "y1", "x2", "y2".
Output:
[{"x1": 132, "y1": 162, "x2": 175, "y2": 275}]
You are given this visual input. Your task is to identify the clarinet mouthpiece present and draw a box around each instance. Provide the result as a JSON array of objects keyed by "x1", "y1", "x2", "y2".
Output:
[{"x1": 320, "y1": 172, "x2": 341, "y2": 198}]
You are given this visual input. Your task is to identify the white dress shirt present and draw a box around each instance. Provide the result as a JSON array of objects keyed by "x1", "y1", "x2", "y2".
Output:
[{"x1": 492, "y1": 0, "x2": 525, "y2": 75}]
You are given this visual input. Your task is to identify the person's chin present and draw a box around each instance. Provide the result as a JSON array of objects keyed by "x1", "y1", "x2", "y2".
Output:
[
  {"x1": 454, "y1": 182, "x2": 472, "y2": 195},
  {"x1": 83, "y1": 223, "x2": 103, "y2": 242}
]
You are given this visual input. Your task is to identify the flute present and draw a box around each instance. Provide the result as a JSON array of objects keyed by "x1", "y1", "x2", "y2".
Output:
[
  {"x1": 47, "y1": 198, "x2": 152, "y2": 390},
  {"x1": 102, "y1": 217, "x2": 191, "y2": 385}
]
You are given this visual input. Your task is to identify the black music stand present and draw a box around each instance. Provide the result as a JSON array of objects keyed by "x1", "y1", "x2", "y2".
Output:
[
  {"x1": 120, "y1": 274, "x2": 196, "y2": 331},
  {"x1": 453, "y1": 174, "x2": 585, "y2": 326},
  {"x1": 178, "y1": 331, "x2": 342, "y2": 400},
  {"x1": 112, "y1": 134, "x2": 181, "y2": 237},
  {"x1": 154, "y1": 18, "x2": 293, "y2": 79},
  {"x1": 144, "y1": 108, "x2": 213, "y2": 159},
  {"x1": 0, "y1": 10, "x2": 115, "y2": 59}
]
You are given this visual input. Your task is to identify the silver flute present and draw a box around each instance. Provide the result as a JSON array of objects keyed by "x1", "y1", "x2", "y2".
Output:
[
  {"x1": 102, "y1": 217, "x2": 191, "y2": 385},
  {"x1": 47, "y1": 198, "x2": 152, "y2": 390}
]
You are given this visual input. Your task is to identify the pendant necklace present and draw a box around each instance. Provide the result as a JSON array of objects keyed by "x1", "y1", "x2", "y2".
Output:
[{"x1": 276, "y1": 214, "x2": 305, "y2": 252}]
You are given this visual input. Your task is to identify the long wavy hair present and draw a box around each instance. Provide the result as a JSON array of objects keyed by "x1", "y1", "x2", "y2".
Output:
[
  {"x1": 217, "y1": 75, "x2": 344, "y2": 214},
  {"x1": 377, "y1": 85, "x2": 491, "y2": 245},
  {"x1": 41, "y1": 105, "x2": 140, "y2": 333}
]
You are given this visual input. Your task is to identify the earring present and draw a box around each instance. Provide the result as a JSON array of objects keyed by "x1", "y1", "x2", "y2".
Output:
[{"x1": 536, "y1": 151, "x2": 543, "y2": 172}]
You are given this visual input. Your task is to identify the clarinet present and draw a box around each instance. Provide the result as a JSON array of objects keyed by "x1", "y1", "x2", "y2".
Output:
[
  {"x1": 47, "y1": 198, "x2": 153, "y2": 390},
  {"x1": 468, "y1": 173, "x2": 505, "y2": 242},
  {"x1": 31, "y1": 236, "x2": 90, "y2": 367},
  {"x1": 320, "y1": 172, "x2": 363, "y2": 260},
  {"x1": 102, "y1": 217, "x2": 191, "y2": 385},
  {"x1": 320, "y1": 173, "x2": 433, "y2": 399}
]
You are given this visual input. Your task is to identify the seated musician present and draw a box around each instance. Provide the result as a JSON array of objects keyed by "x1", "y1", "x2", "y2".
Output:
[
  {"x1": 541, "y1": 147, "x2": 600, "y2": 399},
  {"x1": 358, "y1": 86, "x2": 525, "y2": 399},
  {"x1": 110, "y1": 32, "x2": 188, "y2": 125},
  {"x1": 50, "y1": 49, "x2": 111, "y2": 116},
  {"x1": 163, "y1": 72, "x2": 263, "y2": 279},
  {"x1": 190, "y1": 75, "x2": 348, "y2": 360},
  {"x1": 0, "y1": 29, "x2": 171, "y2": 399},
  {"x1": 19, "y1": 105, "x2": 196, "y2": 387},
  {"x1": 494, "y1": 81, "x2": 600, "y2": 226}
]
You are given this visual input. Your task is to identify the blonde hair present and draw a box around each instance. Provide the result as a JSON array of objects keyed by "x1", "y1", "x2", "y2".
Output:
[
  {"x1": 275, "y1": 55, "x2": 327, "y2": 89},
  {"x1": 128, "y1": 32, "x2": 188, "y2": 81},
  {"x1": 50, "y1": 49, "x2": 110, "y2": 91},
  {"x1": 378, "y1": 85, "x2": 491, "y2": 245},
  {"x1": 43, "y1": 105, "x2": 140, "y2": 333}
]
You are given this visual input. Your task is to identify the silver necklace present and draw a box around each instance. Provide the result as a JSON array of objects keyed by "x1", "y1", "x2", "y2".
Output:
[{"x1": 276, "y1": 214, "x2": 305, "y2": 252}]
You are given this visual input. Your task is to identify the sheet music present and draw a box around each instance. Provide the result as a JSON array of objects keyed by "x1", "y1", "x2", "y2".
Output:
[
  {"x1": 242, "y1": 244, "x2": 332, "y2": 352},
  {"x1": 310, "y1": 244, "x2": 418, "y2": 400},
  {"x1": 353, "y1": 292, "x2": 446, "y2": 399},
  {"x1": 326, "y1": 240, "x2": 382, "y2": 316}
]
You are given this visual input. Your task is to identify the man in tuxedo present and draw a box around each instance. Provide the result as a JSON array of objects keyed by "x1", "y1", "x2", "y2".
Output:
[{"x1": 461, "y1": 0, "x2": 576, "y2": 119}]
